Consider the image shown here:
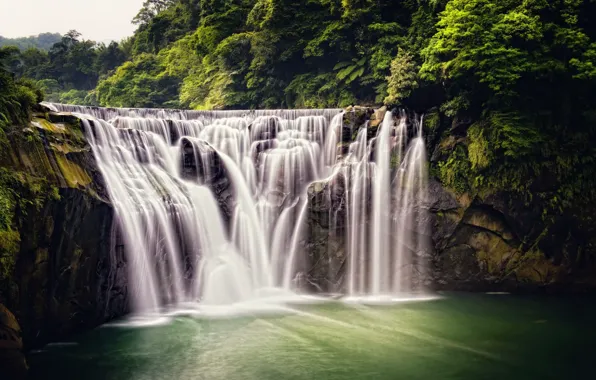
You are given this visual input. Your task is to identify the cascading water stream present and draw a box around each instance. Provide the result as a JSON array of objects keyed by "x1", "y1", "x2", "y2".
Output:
[
  {"x1": 339, "y1": 111, "x2": 430, "y2": 298},
  {"x1": 43, "y1": 102, "x2": 429, "y2": 312}
]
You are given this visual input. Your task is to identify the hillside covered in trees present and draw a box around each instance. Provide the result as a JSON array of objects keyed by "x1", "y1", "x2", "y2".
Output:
[
  {"x1": 0, "y1": 33, "x2": 62, "y2": 51},
  {"x1": 1, "y1": 0, "x2": 596, "y2": 261}
]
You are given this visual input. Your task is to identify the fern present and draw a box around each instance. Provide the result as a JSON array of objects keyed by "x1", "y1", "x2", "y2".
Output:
[
  {"x1": 334, "y1": 57, "x2": 367, "y2": 84},
  {"x1": 333, "y1": 61, "x2": 352, "y2": 70},
  {"x1": 336, "y1": 65, "x2": 357, "y2": 81},
  {"x1": 347, "y1": 67, "x2": 365, "y2": 83}
]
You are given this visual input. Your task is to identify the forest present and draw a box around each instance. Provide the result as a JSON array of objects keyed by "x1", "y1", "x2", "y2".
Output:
[
  {"x1": 1, "y1": 0, "x2": 596, "y2": 255},
  {"x1": 0, "y1": 33, "x2": 62, "y2": 51}
]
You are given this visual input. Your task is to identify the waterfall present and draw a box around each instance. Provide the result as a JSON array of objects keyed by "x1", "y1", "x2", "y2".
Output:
[
  {"x1": 341, "y1": 111, "x2": 430, "y2": 298},
  {"x1": 44, "y1": 102, "x2": 429, "y2": 312}
]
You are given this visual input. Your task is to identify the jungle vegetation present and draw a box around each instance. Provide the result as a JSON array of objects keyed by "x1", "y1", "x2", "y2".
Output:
[{"x1": 1, "y1": 0, "x2": 595, "y2": 257}]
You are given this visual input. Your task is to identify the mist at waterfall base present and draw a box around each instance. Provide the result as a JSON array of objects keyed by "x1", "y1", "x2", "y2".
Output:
[{"x1": 43, "y1": 102, "x2": 432, "y2": 317}]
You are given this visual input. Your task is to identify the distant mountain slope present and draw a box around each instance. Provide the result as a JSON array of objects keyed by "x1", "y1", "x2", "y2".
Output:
[{"x1": 0, "y1": 33, "x2": 62, "y2": 51}]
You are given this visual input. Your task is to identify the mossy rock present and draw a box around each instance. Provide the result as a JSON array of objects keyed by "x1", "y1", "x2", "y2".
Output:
[
  {"x1": 506, "y1": 250, "x2": 561, "y2": 284},
  {"x1": 471, "y1": 232, "x2": 516, "y2": 275},
  {"x1": 31, "y1": 118, "x2": 66, "y2": 134},
  {"x1": 0, "y1": 304, "x2": 22, "y2": 346},
  {"x1": 342, "y1": 106, "x2": 373, "y2": 142},
  {"x1": 47, "y1": 112, "x2": 82, "y2": 129},
  {"x1": 462, "y1": 208, "x2": 515, "y2": 241},
  {"x1": 32, "y1": 117, "x2": 85, "y2": 145},
  {"x1": 55, "y1": 154, "x2": 92, "y2": 188},
  {"x1": 0, "y1": 230, "x2": 20, "y2": 283},
  {"x1": 438, "y1": 245, "x2": 482, "y2": 282},
  {"x1": 369, "y1": 106, "x2": 387, "y2": 128},
  {"x1": 423, "y1": 108, "x2": 441, "y2": 133},
  {"x1": 0, "y1": 304, "x2": 27, "y2": 379}
]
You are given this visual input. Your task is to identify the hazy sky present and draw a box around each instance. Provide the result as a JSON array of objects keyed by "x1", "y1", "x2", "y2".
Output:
[{"x1": 0, "y1": 0, "x2": 145, "y2": 41}]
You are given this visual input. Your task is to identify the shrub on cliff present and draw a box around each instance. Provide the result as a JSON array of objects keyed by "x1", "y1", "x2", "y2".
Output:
[{"x1": 0, "y1": 47, "x2": 43, "y2": 131}]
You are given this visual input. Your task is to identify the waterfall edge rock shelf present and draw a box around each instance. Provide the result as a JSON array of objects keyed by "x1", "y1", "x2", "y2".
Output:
[{"x1": 1, "y1": 104, "x2": 595, "y2": 350}]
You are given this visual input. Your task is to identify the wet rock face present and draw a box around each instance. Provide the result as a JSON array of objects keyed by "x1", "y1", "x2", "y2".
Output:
[
  {"x1": 302, "y1": 174, "x2": 349, "y2": 293},
  {"x1": 181, "y1": 138, "x2": 225, "y2": 183},
  {"x1": 303, "y1": 166, "x2": 585, "y2": 293},
  {"x1": 13, "y1": 189, "x2": 128, "y2": 348},
  {"x1": 342, "y1": 106, "x2": 373, "y2": 142},
  {"x1": 179, "y1": 138, "x2": 235, "y2": 224},
  {"x1": 426, "y1": 184, "x2": 596, "y2": 292},
  {"x1": 0, "y1": 112, "x2": 127, "y2": 350}
]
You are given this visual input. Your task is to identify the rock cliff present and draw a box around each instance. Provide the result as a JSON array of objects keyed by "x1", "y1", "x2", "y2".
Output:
[{"x1": 0, "y1": 107, "x2": 127, "y2": 350}]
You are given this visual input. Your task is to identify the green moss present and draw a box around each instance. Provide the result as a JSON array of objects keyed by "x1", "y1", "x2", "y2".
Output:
[
  {"x1": 505, "y1": 249, "x2": 558, "y2": 284},
  {"x1": 55, "y1": 154, "x2": 92, "y2": 188},
  {"x1": 0, "y1": 230, "x2": 20, "y2": 280},
  {"x1": 435, "y1": 113, "x2": 539, "y2": 200},
  {"x1": 32, "y1": 118, "x2": 65, "y2": 134},
  {"x1": 0, "y1": 174, "x2": 16, "y2": 230},
  {"x1": 34, "y1": 117, "x2": 86, "y2": 145},
  {"x1": 467, "y1": 122, "x2": 492, "y2": 170},
  {"x1": 437, "y1": 145, "x2": 472, "y2": 195},
  {"x1": 0, "y1": 165, "x2": 60, "y2": 225},
  {"x1": 423, "y1": 109, "x2": 440, "y2": 134}
]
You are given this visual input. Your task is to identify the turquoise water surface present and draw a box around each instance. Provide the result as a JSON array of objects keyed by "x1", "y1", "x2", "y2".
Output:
[{"x1": 28, "y1": 293, "x2": 595, "y2": 380}]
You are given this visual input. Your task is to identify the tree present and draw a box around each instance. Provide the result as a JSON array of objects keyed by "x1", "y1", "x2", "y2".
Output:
[
  {"x1": 95, "y1": 54, "x2": 180, "y2": 108},
  {"x1": 133, "y1": 0, "x2": 175, "y2": 26},
  {"x1": 95, "y1": 42, "x2": 127, "y2": 76},
  {"x1": 420, "y1": 0, "x2": 594, "y2": 118},
  {"x1": 19, "y1": 48, "x2": 50, "y2": 79},
  {"x1": 46, "y1": 31, "x2": 99, "y2": 90},
  {"x1": 384, "y1": 48, "x2": 418, "y2": 106},
  {"x1": 0, "y1": 47, "x2": 42, "y2": 129}
]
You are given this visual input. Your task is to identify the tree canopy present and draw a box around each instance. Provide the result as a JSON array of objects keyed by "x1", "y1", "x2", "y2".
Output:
[{"x1": 0, "y1": 33, "x2": 62, "y2": 51}]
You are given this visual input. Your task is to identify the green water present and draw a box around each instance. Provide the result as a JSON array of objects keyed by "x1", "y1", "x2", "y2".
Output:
[{"x1": 28, "y1": 293, "x2": 595, "y2": 380}]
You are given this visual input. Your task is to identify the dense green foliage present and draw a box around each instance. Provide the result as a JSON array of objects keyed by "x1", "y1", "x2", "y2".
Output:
[
  {"x1": 0, "y1": 47, "x2": 43, "y2": 132},
  {"x1": 94, "y1": 0, "x2": 442, "y2": 109},
  {"x1": 0, "y1": 51, "x2": 59, "y2": 291},
  {"x1": 2, "y1": 30, "x2": 129, "y2": 105},
  {"x1": 2, "y1": 0, "x2": 596, "y2": 258},
  {"x1": 0, "y1": 33, "x2": 62, "y2": 51},
  {"x1": 420, "y1": 0, "x2": 596, "y2": 258},
  {"x1": 1, "y1": 1, "x2": 444, "y2": 109}
]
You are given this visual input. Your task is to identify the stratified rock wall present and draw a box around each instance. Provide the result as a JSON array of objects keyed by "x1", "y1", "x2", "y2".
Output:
[{"x1": 0, "y1": 108, "x2": 127, "y2": 349}]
